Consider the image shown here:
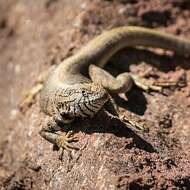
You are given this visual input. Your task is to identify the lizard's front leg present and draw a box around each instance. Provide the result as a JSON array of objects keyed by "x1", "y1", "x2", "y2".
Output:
[{"x1": 39, "y1": 115, "x2": 79, "y2": 152}]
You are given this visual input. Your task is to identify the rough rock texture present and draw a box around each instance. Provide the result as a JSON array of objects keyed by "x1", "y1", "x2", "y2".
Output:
[{"x1": 0, "y1": 0, "x2": 190, "y2": 189}]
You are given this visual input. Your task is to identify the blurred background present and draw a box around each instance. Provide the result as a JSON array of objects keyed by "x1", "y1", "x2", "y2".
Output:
[{"x1": 0, "y1": 0, "x2": 190, "y2": 189}]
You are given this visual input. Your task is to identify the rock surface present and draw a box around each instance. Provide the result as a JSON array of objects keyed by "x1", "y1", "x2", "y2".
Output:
[{"x1": 0, "y1": 0, "x2": 190, "y2": 189}]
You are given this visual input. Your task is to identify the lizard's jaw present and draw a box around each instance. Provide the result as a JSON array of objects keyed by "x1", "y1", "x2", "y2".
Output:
[{"x1": 74, "y1": 88, "x2": 109, "y2": 118}]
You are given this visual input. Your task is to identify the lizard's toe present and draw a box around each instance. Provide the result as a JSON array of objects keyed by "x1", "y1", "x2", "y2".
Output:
[
  {"x1": 56, "y1": 132, "x2": 79, "y2": 152},
  {"x1": 65, "y1": 130, "x2": 79, "y2": 142}
]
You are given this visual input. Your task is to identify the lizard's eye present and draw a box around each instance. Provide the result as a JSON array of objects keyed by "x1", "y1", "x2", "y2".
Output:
[{"x1": 81, "y1": 90, "x2": 87, "y2": 96}]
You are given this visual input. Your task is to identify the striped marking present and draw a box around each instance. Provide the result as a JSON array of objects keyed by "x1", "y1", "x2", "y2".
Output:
[
  {"x1": 84, "y1": 102, "x2": 96, "y2": 114},
  {"x1": 47, "y1": 85, "x2": 108, "y2": 119}
]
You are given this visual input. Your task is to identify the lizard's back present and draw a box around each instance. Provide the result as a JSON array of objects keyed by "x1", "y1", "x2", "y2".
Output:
[{"x1": 40, "y1": 26, "x2": 190, "y2": 117}]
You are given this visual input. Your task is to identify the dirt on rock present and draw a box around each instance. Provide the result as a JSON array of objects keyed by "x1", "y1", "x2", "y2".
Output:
[{"x1": 0, "y1": 0, "x2": 190, "y2": 189}]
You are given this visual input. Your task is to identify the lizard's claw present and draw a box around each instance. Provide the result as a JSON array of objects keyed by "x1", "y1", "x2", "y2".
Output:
[{"x1": 56, "y1": 131, "x2": 79, "y2": 152}]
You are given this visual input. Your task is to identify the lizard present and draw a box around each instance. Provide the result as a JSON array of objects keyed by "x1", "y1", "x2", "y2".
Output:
[{"x1": 38, "y1": 26, "x2": 190, "y2": 152}]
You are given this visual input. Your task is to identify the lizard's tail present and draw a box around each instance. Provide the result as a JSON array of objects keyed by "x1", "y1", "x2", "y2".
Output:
[{"x1": 76, "y1": 26, "x2": 190, "y2": 68}]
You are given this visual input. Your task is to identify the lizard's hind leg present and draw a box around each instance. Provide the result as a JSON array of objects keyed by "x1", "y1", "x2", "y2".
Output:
[
  {"x1": 89, "y1": 65, "x2": 150, "y2": 131},
  {"x1": 89, "y1": 64, "x2": 179, "y2": 93},
  {"x1": 19, "y1": 66, "x2": 55, "y2": 113},
  {"x1": 89, "y1": 64, "x2": 133, "y2": 94}
]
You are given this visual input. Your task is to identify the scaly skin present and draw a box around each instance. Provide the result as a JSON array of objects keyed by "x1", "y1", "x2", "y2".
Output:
[{"x1": 39, "y1": 26, "x2": 190, "y2": 152}]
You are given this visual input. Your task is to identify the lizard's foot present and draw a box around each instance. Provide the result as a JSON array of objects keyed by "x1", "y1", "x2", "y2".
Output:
[
  {"x1": 131, "y1": 74, "x2": 183, "y2": 93},
  {"x1": 152, "y1": 79, "x2": 186, "y2": 88},
  {"x1": 120, "y1": 115, "x2": 148, "y2": 132},
  {"x1": 131, "y1": 75, "x2": 162, "y2": 92},
  {"x1": 40, "y1": 118, "x2": 79, "y2": 159},
  {"x1": 56, "y1": 131, "x2": 79, "y2": 152},
  {"x1": 56, "y1": 131, "x2": 79, "y2": 160}
]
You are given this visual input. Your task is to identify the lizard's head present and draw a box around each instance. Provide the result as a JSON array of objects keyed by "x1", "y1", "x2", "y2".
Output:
[{"x1": 57, "y1": 83, "x2": 109, "y2": 121}]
